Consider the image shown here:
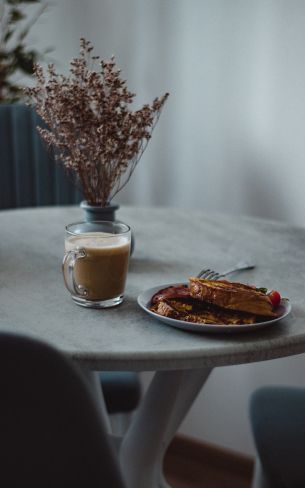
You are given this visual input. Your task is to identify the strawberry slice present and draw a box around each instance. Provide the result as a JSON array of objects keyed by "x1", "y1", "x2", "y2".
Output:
[{"x1": 268, "y1": 290, "x2": 281, "y2": 308}]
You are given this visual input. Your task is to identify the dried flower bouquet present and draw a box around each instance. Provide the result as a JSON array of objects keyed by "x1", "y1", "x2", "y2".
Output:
[{"x1": 26, "y1": 38, "x2": 169, "y2": 207}]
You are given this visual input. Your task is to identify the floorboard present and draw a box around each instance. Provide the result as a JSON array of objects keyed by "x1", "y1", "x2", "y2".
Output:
[{"x1": 164, "y1": 435, "x2": 254, "y2": 488}]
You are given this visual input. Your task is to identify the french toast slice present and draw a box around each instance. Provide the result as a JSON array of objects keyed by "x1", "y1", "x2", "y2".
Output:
[
  {"x1": 189, "y1": 278, "x2": 277, "y2": 317},
  {"x1": 150, "y1": 285, "x2": 262, "y2": 325},
  {"x1": 150, "y1": 295, "x2": 259, "y2": 325}
]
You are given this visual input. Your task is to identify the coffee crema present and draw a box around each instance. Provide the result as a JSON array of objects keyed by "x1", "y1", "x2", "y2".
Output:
[{"x1": 65, "y1": 232, "x2": 130, "y2": 301}]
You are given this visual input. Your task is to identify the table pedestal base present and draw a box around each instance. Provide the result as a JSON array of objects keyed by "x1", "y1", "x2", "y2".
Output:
[{"x1": 84, "y1": 367, "x2": 212, "y2": 488}]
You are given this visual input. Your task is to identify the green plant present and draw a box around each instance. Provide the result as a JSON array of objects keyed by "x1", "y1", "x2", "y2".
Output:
[{"x1": 0, "y1": 0, "x2": 48, "y2": 103}]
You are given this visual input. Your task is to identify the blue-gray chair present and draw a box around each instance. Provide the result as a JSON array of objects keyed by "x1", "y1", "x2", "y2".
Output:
[
  {"x1": 0, "y1": 104, "x2": 141, "y2": 418},
  {"x1": 250, "y1": 386, "x2": 305, "y2": 488},
  {"x1": 0, "y1": 332, "x2": 126, "y2": 487},
  {"x1": 0, "y1": 104, "x2": 81, "y2": 208}
]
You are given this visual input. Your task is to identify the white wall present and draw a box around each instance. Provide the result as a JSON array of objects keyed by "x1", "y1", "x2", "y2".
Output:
[{"x1": 29, "y1": 0, "x2": 305, "y2": 456}]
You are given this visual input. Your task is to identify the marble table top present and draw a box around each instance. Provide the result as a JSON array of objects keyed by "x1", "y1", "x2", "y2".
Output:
[{"x1": 0, "y1": 205, "x2": 304, "y2": 371}]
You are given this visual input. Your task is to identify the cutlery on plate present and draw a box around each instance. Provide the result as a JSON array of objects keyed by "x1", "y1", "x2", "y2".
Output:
[{"x1": 197, "y1": 260, "x2": 255, "y2": 280}]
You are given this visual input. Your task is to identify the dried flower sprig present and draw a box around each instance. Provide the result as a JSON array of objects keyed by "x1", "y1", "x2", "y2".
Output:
[{"x1": 26, "y1": 38, "x2": 169, "y2": 206}]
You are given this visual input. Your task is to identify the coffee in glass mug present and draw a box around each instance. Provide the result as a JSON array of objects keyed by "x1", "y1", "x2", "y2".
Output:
[{"x1": 63, "y1": 221, "x2": 131, "y2": 308}]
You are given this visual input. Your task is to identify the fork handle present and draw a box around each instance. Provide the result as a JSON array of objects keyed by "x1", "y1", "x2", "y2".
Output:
[{"x1": 219, "y1": 260, "x2": 255, "y2": 278}]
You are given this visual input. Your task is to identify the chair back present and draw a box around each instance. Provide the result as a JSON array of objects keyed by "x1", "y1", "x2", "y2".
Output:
[
  {"x1": 0, "y1": 104, "x2": 82, "y2": 209},
  {"x1": 0, "y1": 332, "x2": 125, "y2": 488}
]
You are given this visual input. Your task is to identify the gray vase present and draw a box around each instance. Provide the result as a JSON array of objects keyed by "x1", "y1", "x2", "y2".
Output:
[
  {"x1": 80, "y1": 200, "x2": 119, "y2": 222},
  {"x1": 80, "y1": 200, "x2": 134, "y2": 255}
]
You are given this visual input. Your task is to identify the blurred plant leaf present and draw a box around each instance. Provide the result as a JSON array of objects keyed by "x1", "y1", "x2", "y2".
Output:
[
  {"x1": 7, "y1": 1, "x2": 40, "y2": 5},
  {"x1": 0, "y1": 0, "x2": 50, "y2": 103},
  {"x1": 9, "y1": 8, "x2": 25, "y2": 23},
  {"x1": 13, "y1": 46, "x2": 37, "y2": 73},
  {"x1": 4, "y1": 29, "x2": 14, "y2": 42}
]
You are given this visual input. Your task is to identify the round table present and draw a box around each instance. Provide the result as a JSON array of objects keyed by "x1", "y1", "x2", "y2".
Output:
[{"x1": 0, "y1": 205, "x2": 304, "y2": 488}]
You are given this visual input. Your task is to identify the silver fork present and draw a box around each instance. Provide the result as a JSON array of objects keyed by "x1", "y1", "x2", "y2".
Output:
[{"x1": 197, "y1": 260, "x2": 255, "y2": 280}]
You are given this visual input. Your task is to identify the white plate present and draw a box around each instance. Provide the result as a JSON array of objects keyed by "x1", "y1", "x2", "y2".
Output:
[{"x1": 137, "y1": 283, "x2": 292, "y2": 334}]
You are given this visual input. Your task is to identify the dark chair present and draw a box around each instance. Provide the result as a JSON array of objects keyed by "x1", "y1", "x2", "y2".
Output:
[
  {"x1": 0, "y1": 332, "x2": 126, "y2": 487},
  {"x1": 0, "y1": 104, "x2": 141, "y2": 418},
  {"x1": 0, "y1": 104, "x2": 81, "y2": 209},
  {"x1": 249, "y1": 386, "x2": 305, "y2": 488}
]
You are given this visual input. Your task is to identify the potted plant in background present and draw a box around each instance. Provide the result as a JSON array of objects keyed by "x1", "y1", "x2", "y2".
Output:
[
  {"x1": 26, "y1": 38, "x2": 169, "y2": 249},
  {"x1": 0, "y1": 0, "x2": 81, "y2": 210},
  {"x1": 0, "y1": 0, "x2": 48, "y2": 104}
]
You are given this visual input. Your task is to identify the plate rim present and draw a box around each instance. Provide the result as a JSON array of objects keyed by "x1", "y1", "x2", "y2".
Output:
[{"x1": 137, "y1": 282, "x2": 291, "y2": 333}]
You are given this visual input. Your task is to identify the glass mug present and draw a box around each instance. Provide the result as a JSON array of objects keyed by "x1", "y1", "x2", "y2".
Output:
[{"x1": 62, "y1": 221, "x2": 131, "y2": 308}]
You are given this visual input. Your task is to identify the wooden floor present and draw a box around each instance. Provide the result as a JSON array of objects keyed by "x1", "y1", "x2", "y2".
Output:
[{"x1": 164, "y1": 435, "x2": 254, "y2": 488}]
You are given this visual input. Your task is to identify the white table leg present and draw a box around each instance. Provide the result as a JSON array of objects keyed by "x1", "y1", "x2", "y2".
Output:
[
  {"x1": 80, "y1": 368, "x2": 112, "y2": 434},
  {"x1": 119, "y1": 367, "x2": 212, "y2": 488},
  {"x1": 251, "y1": 458, "x2": 270, "y2": 488}
]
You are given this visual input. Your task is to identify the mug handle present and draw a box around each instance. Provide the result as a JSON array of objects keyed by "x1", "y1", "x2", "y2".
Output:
[{"x1": 62, "y1": 248, "x2": 88, "y2": 297}]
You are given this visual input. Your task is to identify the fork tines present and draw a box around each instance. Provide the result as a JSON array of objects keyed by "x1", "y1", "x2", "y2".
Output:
[{"x1": 197, "y1": 269, "x2": 221, "y2": 280}]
